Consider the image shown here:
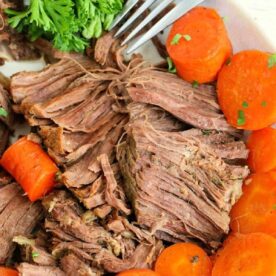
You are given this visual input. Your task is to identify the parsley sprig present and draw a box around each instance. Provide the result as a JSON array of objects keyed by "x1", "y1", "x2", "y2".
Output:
[{"x1": 5, "y1": 0, "x2": 124, "y2": 52}]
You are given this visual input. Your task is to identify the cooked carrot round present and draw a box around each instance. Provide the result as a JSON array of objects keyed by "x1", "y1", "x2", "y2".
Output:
[
  {"x1": 117, "y1": 269, "x2": 159, "y2": 276},
  {"x1": 212, "y1": 233, "x2": 276, "y2": 276},
  {"x1": 217, "y1": 50, "x2": 276, "y2": 130},
  {"x1": 247, "y1": 127, "x2": 276, "y2": 172},
  {"x1": 230, "y1": 172, "x2": 276, "y2": 237},
  {"x1": 166, "y1": 6, "x2": 232, "y2": 84},
  {"x1": 155, "y1": 243, "x2": 212, "y2": 276},
  {"x1": 0, "y1": 267, "x2": 18, "y2": 276},
  {"x1": 0, "y1": 137, "x2": 58, "y2": 201}
]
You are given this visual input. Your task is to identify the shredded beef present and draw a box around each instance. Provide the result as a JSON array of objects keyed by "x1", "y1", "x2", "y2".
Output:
[
  {"x1": 17, "y1": 263, "x2": 65, "y2": 276},
  {"x1": 60, "y1": 254, "x2": 103, "y2": 276},
  {"x1": 127, "y1": 69, "x2": 240, "y2": 136},
  {"x1": 0, "y1": 182, "x2": 43, "y2": 264},
  {"x1": 117, "y1": 104, "x2": 249, "y2": 247},
  {"x1": 42, "y1": 190, "x2": 163, "y2": 274}
]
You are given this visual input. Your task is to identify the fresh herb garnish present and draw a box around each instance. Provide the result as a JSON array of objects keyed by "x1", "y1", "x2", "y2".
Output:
[
  {"x1": 242, "y1": 101, "x2": 249, "y2": 108},
  {"x1": 192, "y1": 80, "x2": 199, "y2": 88},
  {"x1": 0, "y1": 107, "x2": 8, "y2": 118},
  {"x1": 171, "y1": 33, "x2": 182, "y2": 45},
  {"x1": 261, "y1": 101, "x2": 267, "y2": 107},
  {"x1": 167, "y1": 57, "x2": 176, "y2": 74},
  {"x1": 191, "y1": 255, "x2": 199, "y2": 264},
  {"x1": 32, "y1": 252, "x2": 39, "y2": 258},
  {"x1": 222, "y1": 16, "x2": 228, "y2": 22},
  {"x1": 5, "y1": 0, "x2": 124, "y2": 52},
  {"x1": 225, "y1": 58, "x2": 231, "y2": 65},
  {"x1": 201, "y1": 129, "x2": 212, "y2": 136},
  {"x1": 183, "y1": 34, "x2": 192, "y2": 41},
  {"x1": 268, "y1": 54, "x2": 276, "y2": 68},
  {"x1": 237, "y1": 110, "x2": 246, "y2": 126},
  {"x1": 273, "y1": 204, "x2": 276, "y2": 210}
]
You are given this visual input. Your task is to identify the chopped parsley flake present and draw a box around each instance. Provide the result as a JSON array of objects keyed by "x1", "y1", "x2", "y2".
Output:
[
  {"x1": 261, "y1": 101, "x2": 267, "y2": 107},
  {"x1": 32, "y1": 252, "x2": 39, "y2": 258},
  {"x1": 273, "y1": 204, "x2": 276, "y2": 210},
  {"x1": 222, "y1": 16, "x2": 228, "y2": 22},
  {"x1": 191, "y1": 255, "x2": 199, "y2": 264},
  {"x1": 268, "y1": 54, "x2": 276, "y2": 68},
  {"x1": 0, "y1": 107, "x2": 8, "y2": 118},
  {"x1": 225, "y1": 58, "x2": 231, "y2": 65},
  {"x1": 171, "y1": 33, "x2": 182, "y2": 45},
  {"x1": 192, "y1": 80, "x2": 199, "y2": 88},
  {"x1": 201, "y1": 129, "x2": 212, "y2": 136},
  {"x1": 183, "y1": 34, "x2": 192, "y2": 41},
  {"x1": 242, "y1": 101, "x2": 249, "y2": 108},
  {"x1": 167, "y1": 57, "x2": 176, "y2": 74},
  {"x1": 237, "y1": 110, "x2": 246, "y2": 126}
]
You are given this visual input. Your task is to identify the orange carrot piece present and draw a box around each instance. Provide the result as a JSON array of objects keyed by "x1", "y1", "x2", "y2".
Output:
[
  {"x1": 166, "y1": 6, "x2": 232, "y2": 84},
  {"x1": 0, "y1": 137, "x2": 58, "y2": 201},
  {"x1": 247, "y1": 127, "x2": 276, "y2": 172},
  {"x1": 0, "y1": 267, "x2": 18, "y2": 276},
  {"x1": 217, "y1": 50, "x2": 276, "y2": 130},
  {"x1": 155, "y1": 243, "x2": 212, "y2": 276},
  {"x1": 212, "y1": 233, "x2": 276, "y2": 276},
  {"x1": 230, "y1": 172, "x2": 276, "y2": 237},
  {"x1": 117, "y1": 269, "x2": 159, "y2": 276}
]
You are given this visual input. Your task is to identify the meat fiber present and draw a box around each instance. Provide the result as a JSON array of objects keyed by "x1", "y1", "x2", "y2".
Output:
[
  {"x1": 42, "y1": 190, "x2": 163, "y2": 274},
  {"x1": 0, "y1": 84, "x2": 13, "y2": 155},
  {"x1": 117, "y1": 104, "x2": 249, "y2": 247},
  {"x1": 10, "y1": 56, "x2": 128, "y2": 194},
  {"x1": 127, "y1": 69, "x2": 239, "y2": 136},
  {"x1": 17, "y1": 263, "x2": 65, "y2": 276},
  {"x1": 0, "y1": 182, "x2": 43, "y2": 264}
]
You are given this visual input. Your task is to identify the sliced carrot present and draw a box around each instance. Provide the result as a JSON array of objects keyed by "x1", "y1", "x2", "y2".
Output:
[
  {"x1": 217, "y1": 50, "x2": 276, "y2": 130},
  {"x1": 0, "y1": 137, "x2": 58, "y2": 201},
  {"x1": 247, "y1": 127, "x2": 276, "y2": 172},
  {"x1": 212, "y1": 233, "x2": 276, "y2": 276},
  {"x1": 155, "y1": 243, "x2": 212, "y2": 276},
  {"x1": 230, "y1": 172, "x2": 276, "y2": 237},
  {"x1": 117, "y1": 269, "x2": 159, "y2": 276},
  {"x1": 166, "y1": 6, "x2": 232, "y2": 84},
  {"x1": 0, "y1": 267, "x2": 18, "y2": 276}
]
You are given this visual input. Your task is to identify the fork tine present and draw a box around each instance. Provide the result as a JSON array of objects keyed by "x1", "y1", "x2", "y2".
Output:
[
  {"x1": 121, "y1": 0, "x2": 174, "y2": 46},
  {"x1": 126, "y1": 0, "x2": 204, "y2": 54},
  {"x1": 109, "y1": 0, "x2": 139, "y2": 31},
  {"x1": 115, "y1": 0, "x2": 158, "y2": 38}
]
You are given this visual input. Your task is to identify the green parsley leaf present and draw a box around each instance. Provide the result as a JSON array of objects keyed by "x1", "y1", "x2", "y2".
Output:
[
  {"x1": 261, "y1": 101, "x2": 267, "y2": 107},
  {"x1": 167, "y1": 57, "x2": 176, "y2": 74},
  {"x1": 0, "y1": 107, "x2": 8, "y2": 118},
  {"x1": 5, "y1": 0, "x2": 124, "y2": 52},
  {"x1": 201, "y1": 130, "x2": 212, "y2": 136},
  {"x1": 225, "y1": 58, "x2": 231, "y2": 65},
  {"x1": 268, "y1": 54, "x2": 276, "y2": 68},
  {"x1": 32, "y1": 252, "x2": 39, "y2": 258},
  {"x1": 191, "y1": 255, "x2": 199, "y2": 264},
  {"x1": 192, "y1": 80, "x2": 199, "y2": 88},
  {"x1": 273, "y1": 204, "x2": 276, "y2": 210},
  {"x1": 171, "y1": 33, "x2": 182, "y2": 45},
  {"x1": 222, "y1": 16, "x2": 228, "y2": 22},
  {"x1": 242, "y1": 101, "x2": 249, "y2": 108},
  {"x1": 183, "y1": 34, "x2": 192, "y2": 41},
  {"x1": 237, "y1": 110, "x2": 246, "y2": 126}
]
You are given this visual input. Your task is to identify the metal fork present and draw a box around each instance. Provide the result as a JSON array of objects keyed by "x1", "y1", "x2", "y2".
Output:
[{"x1": 109, "y1": 0, "x2": 205, "y2": 54}]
